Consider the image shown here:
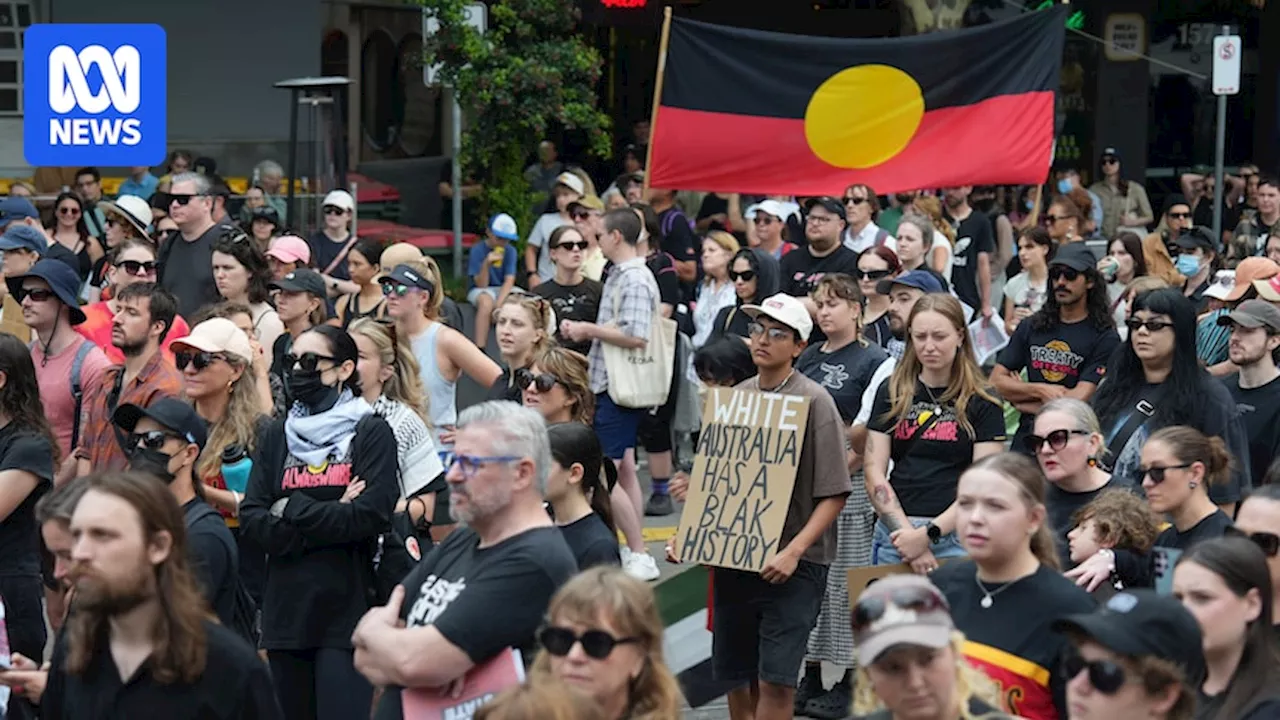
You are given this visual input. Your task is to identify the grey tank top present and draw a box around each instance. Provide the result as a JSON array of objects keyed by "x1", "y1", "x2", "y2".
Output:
[{"x1": 410, "y1": 322, "x2": 457, "y2": 449}]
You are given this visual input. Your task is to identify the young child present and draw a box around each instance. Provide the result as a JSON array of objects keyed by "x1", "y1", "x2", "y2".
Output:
[{"x1": 1067, "y1": 489, "x2": 1161, "y2": 598}]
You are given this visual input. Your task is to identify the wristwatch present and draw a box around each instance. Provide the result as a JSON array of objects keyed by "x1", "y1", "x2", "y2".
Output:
[{"x1": 926, "y1": 522, "x2": 942, "y2": 544}]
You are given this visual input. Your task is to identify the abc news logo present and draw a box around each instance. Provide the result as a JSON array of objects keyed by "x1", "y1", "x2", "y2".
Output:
[{"x1": 47, "y1": 44, "x2": 143, "y2": 146}]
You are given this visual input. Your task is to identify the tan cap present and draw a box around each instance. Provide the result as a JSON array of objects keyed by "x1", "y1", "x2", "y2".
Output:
[
  {"x1": 569, "y1": 194, "x2": 605, "y2": 212},
  {"x1": 170, "y1": 318, "x2": 253, "y2": 363},
  {"x1": 1225, "y1": 257, "x2": 1279, "y2": 302},
  {"x1": 1253, "y1": 275, "x2": 1280, "y2": 303}
]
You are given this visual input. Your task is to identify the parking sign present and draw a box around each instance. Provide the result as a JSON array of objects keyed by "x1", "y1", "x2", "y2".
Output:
[{"x1": 23, "y1": 24, "x2": 167, "y2": 166}]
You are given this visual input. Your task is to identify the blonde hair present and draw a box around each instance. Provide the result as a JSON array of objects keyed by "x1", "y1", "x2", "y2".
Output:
[
  {"x1": 912, "y1": 195, "x2": 956, "y2": 245},
  {"x1": 494, "y1": 294, "x2": 555, "y2": 359},
  {"x1": 399, "y1": 258, "x2": 445, "y2": 320},
  {"x1": 534, "y1": 346, "x2": 594, "y2": 424},
  {"x1": 531, "y1": 567, "x2": 683, "y2": 720},
  {"x1": 704, "y1": 230, "x2": 739, "y2": 255},
  {"x1": 882, "y1": 294, "x2": 999, "y2": 437},
  {"x1": 1038, "y1": 397, "x2": 1107, "y2": 459},
  {"x1": 1125, "y1": 274, "x2": 1171, "y2": 303},
  {"x1": 348, "y1": 318, "x2": 429, "y2": 424},
  {"x1": 476, "y1": 678, "x2": 606, "y2": 720},
  {"x1": 968, "y1": 452, "x2": 1060, "y2": 571},
  {"x1": 193, "y1": 352, "x2": 263, "y2": 481},
  {"x1": 853, "y1": 631, "x2": 1003, "y2": 718}
]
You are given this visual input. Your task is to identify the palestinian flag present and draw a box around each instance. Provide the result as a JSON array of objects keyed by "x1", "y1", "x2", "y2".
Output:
[{"x1": 647, "y1": 7, "x2": 1067, "y2": 195}]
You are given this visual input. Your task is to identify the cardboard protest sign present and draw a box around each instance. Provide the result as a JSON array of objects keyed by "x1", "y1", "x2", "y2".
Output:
[
  {"x1": 675, "y1": 387, "x2": 810, "y2": 572},
  {"x1": 402, "y1": 647, "x2": 524, "y2": 720}
]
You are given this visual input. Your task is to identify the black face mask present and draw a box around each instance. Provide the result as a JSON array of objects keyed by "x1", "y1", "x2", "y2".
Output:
[
  {"x1": 129, "y1": 447, "x2": 177, "y2": 484},
  {"x1": 288, "y1": 368, "x2": 341, "y2": 413}
]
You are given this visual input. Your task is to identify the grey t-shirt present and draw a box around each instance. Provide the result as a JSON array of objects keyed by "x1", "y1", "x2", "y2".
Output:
[
  {"x1": 795, "y1": 339, "x2": 889, "y2": 425},
  {"x1": 526, "y1": 213, "x2": 572, "y2": 282}
]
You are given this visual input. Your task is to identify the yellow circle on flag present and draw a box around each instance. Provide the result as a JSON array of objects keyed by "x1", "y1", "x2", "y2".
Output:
[{"x1": 804, "y1": 64, "x2": 925, "y2": 169}]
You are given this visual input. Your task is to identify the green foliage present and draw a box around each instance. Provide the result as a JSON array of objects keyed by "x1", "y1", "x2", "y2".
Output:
[{"x1": 417, "y1": 0, "x2": 613, "y2": 241}]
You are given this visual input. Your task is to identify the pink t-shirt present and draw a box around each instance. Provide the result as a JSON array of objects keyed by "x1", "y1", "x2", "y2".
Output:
[{"x1": 33, "y1": 336, "x2": 112, "y2": 458}]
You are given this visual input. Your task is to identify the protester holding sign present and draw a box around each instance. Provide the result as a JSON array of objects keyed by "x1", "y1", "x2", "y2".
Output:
[
  {"x1": 699, "y1": 293, "x2": 850, "y2": 720},
  {"x1": 865, "y1": 294, "x2": 1006, "y2": 572}
]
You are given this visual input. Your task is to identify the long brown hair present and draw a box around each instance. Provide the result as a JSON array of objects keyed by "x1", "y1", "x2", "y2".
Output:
[
  {"x1": 65, "y1": 472, "x2": 211, "y2": 683},
  {"x1": 476, "y1": 678, "x2": 606, "y2": 720},
  {"x1": 0, "y1": 333, "x2": 59, "y2": 465},
  {"x1": 534, "y1": 346, "x2": 593, "y2": 424},
  {"x1": 532, "y1": 567, "x2": 683, "y2": 720},
  {"x1": 967, "y1": 453, "x2": 1060, "y2": 570},
  {"x1": 881, "y1": 294, "x2": 999, "y2": 437}
]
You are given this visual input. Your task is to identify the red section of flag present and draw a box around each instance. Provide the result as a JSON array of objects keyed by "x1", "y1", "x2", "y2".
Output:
[{"x1": 648, "y1": 91, "x2": 1054, "y2": 195}]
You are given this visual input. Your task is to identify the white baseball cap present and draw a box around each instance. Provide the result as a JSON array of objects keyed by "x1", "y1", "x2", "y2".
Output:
[
  {"x1": 322, "y1": 189, "x2": 355, "y2": 213},
  {"x1": 742, "y1": 294, "x2": 813, "y2": 342},
  {"x1": 745, "y1": 199, "x2": 800, "y2": 222},
  {"x1": 170, "y1": 318, "x2": 254, "y2": 363},
  {"x1": 488, "y1": 213, "x2": 519, "y2": 241},
  {"x1": 555, "y1": 172, "x2": 585, "y2": 196}
]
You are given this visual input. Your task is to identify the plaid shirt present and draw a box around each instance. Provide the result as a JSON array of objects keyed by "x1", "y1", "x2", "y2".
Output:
[
  {"x1": 588, "y1": 257, "x2": 659, "y2": 394},
  {"x1": 77, "y1": 352, "x2": 185, "y2": 471}
]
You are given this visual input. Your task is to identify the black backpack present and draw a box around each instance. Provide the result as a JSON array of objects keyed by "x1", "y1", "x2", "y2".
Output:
[{"x1": 183, "y1": 501, "x2": 260, "y2": 647}]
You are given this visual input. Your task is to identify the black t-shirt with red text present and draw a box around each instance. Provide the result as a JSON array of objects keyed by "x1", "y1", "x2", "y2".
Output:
[{"x1": 779, "y1": 245, "x2": 860, "y2": 344}]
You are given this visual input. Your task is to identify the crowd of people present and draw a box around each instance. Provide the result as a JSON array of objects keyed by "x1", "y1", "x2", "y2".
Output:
[{"x1": 0, "y1": 135, "x2": 1274, "y2": 720}]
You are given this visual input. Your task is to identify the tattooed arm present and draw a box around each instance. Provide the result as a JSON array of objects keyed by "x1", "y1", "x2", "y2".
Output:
[{"x1": 864, "y1": 429, "x2": 910, "y2": 532}]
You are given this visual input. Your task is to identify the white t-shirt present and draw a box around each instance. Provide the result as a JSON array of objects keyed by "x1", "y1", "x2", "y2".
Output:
[
  {"x1": 526, "y1": 213, "x2": 572, "y2": 282},
  {"x1": 1003, "y1": 272, "x2": 1047, "y2": 313},
  {"x1": 843, "y1": 222, "x2": 897, "y2": 254},
  {"x1": 929, "y1": 230, "x2": 953, "y2": 281}
]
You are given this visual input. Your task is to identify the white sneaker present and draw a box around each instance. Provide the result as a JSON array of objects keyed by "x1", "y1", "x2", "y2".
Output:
[
  {"x1": 620, "y1": 546, "x2": 633, "y2": 564},
  {"x1": 624, "y1": 550, "x2": 661, "y2": 582}
]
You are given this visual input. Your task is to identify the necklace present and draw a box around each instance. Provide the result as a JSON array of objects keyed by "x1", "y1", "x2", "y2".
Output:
[
  {"x1": 761, "y1": 369, "x2": 796, "y2": 393},
  {"x1": 974, "y1": 571, "x2": 1029, "y2": 609},
  {"x1": 922, "y1": 382, "x2": 944, "y2": 414}
]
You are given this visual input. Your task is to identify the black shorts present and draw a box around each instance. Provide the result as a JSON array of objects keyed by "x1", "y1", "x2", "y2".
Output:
[
  {"x1": 711, "y1": 560, "x2": 828, "y2": 687},
  {"x1": 636, "y1": 385, "x2": 679, "y2": 454}
]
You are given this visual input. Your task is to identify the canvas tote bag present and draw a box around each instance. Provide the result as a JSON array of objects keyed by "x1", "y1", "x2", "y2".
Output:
[{"x1": 603, "y1": 268, "x2": 677, "y2": 408}]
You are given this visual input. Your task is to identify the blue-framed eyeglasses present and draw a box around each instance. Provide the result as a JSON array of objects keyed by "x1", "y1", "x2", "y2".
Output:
[{"x1": 445, "y1": 452, "x2": 522, "y2": 479}]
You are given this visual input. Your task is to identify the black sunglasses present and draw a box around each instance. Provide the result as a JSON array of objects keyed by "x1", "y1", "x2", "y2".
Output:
[
  {"x1": 843, "y1": 196, "x2": 868, "y2": 205},
  {"x1": 323, "y1": 205, "x2": 347, "y2": 216},
  {"x1": 851, "y1": 586, "x2": 949, "y2": 635},
  {"x1": 129, "y1": 430, "x2": 179, "y2": 451},
  {"x1": 175, "y1": 351, "x2": 226, "y2": 372},
  {"x1": 1226, "y1": 527, "x2": 1280, "y2": 557},
  {"x1": 1063, "y1": 651, "x2": 1127, "y2": 694},
  {"x1": 17, "y1": 288, "x2": 55, "y2": 303},
  {"x1": 1048, "y1": 266, "x2": 1081, "y2": 283},
  {"x1": 553, "y1": 240, "x2": 589, "y2": 252},
  {"x1": 167, "y1": 193, "x2": 205, "y2": 206},
  {"x1": 1023, "y1": 428, "x2": 1089, "y2": 454},
  {"x1": 1168, "y1": 212, "x2": 1192, "y2": 220},
  {"x1": 538, "y1": 626, "x2": 638, "y2": 660},
  {"x1": 515, "y1": 368, "x2": 563, "y2": 393},
  {"x1": 117, "y1": 259, "x2": 157, "y2": 276},
  {"x1": 57, "y1": 206, "x2": 81, "y2": 215},
  {"x1": 753, "y1": 215, "x2": 775, "y2": 225},
  {"x1": 857, "y1": 269, "x2": 893, "y2": 281},
  {"x1": 729, "y1": 269, "x2": 756, "y2": 282},
  {"x1": 570, "y1": 209, "x2": 590, "y2": 221},
  {"x1": 1126, "y1": 318, "x2": 1175, "y2": 334},
  {"x1": 1139, "y1": 463, "x2": 1193, "y2": 484},
  {"x1": 285, "y1": 352, "x2": 336, "y2": 373}
]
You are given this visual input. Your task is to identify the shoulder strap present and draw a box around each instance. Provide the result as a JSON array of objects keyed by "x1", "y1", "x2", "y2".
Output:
[
  {"x1": 322, "y1": 233, "x2": 360, "y2": 276},
  {"x1": 894, "y1": 410, "x2": 942, "y2": 461},
  {"x1": 1101, "y1": 390, "x2": 1164, "y2": 471},
  {"x1": 874, "y1": 228, "x2": 890, "y2": 247},
  {"x1": 69, "y1": 341, "x2": 95, "y2": 451}
]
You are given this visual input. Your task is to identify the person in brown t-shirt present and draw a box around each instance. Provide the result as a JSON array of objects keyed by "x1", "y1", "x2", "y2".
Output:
[{"x1": 710, "y1": 293, "x2": 851, "y2": 720}]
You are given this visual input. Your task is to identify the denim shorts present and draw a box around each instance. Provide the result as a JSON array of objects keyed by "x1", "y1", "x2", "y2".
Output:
[
  {"x1": 593, "y1": 392, "x2": 643, "y2": 460},
  {"x1": 871, "y1": 516, "x2": 968, "y2": 566}
]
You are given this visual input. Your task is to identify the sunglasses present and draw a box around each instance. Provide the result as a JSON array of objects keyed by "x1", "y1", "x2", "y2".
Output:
[
  {"x1": 538, "y1": 626, "x2": 639, "y2": 660},
  {"x1": 117, "y1": 259, "x2": 157, "y2": 276},
  {"x1": 1049, "y1": 266, "x2": 1081, "y2": 283},
  {"x1": 514, "y1": 368, "x2": 563, "y2": 393},
  {"x1": 1168, "y1": 212, "x2": 1192, "y2": 220},
  {"x1": 17, "y1": 288, "x2": 55, "y2": 303},
  {"x1": 130, "y1": 430, "x2": 179, "y2": 451},
  {"x1": 1023, "y1": 428, "x2": 1089, "y2": 454},
  {"x1": 857, "y1": 269, "x2": 892, "y2": 281},
  {"x1": 381, "y1": 283, "x2": 415, "y2": 298},
  {"x1": 175, "y1": 351, "x2": 226, "y2": 372},
  {"x1": 552, "y1": 240, "x2": 589, "y2": 252},
  {"x1": 843, "y1": 196, "x2": 868, "y2": 205},
  {"x1": 1063, "y1": 651, "x2": 1127, "y2": 695},
  {"x1": 729, "y1": 269, "x2": 756, "y2": 282},
  {"x1": 1226, "y1": 527, "x2": 1280, "y2": 557},
  {"x1": 1101, "y1": 157, "x2": 1119, "y2": 165},
  {"x1": 57, "y1": 206, "x2": 80, "y2": 215},
  {"x1": 753, "y1": 216, "x2": 775, "y2": 225},
  {"x1": 1044, "y1": 214, "x2": 1069, "y2": 224},
  {"x1": 1139, "y1": 462, "x2": 1193, "y2": 484},
  {"x1": 284, "y1": 352, "x2": 336, "y2": 373},
  {"x1": 747, "y1": 322, "x2": 794, "y2": 342},
  {"x1": 570, "y1": 210, "x2": 590, "y2": 221},
  {"x1": 323, "y1": 205, "x2": 347, "y2": 216},
  {"x1": 1125, "y1": 318, "x2": 1175, "y2": 334},
  {"x1": 851, "y1": 586, "x2": 949, "y2": 636},
  {"x1": 168, "y1": 193, "x2": 205, "y2": 206}
]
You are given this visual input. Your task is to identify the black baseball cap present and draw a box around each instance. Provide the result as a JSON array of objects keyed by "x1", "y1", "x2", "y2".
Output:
[
  {"x1": 380, "y1": 263, "x2": 435, "y2": 294},
  {"x1": 113, "y1": 398, "x2": 208, "y2": 453},
  {"x1": 1100, "y1": 147, "x2": 1121, "y2": 161},
  {"x1": 804, "y1": 196, "x2": 847, "y2": 222},
  {"x1": 1174, "y1": 227, "x2": 1214, "y2": 252},
  {"x1": 1049, "y1": 243, "x2": 1097, "y2": 273},
  {"x1": 269, "y1": 268, "x2": 327, "y2": 298},
  {"x1": 1053, "y1": 589, "x2": 1205, "y2": 687}
]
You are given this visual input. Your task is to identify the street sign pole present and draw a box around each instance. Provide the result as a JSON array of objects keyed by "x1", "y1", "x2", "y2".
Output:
[{"x1": 1211, "y1": 26, "x2": 1241, "y2": 245}]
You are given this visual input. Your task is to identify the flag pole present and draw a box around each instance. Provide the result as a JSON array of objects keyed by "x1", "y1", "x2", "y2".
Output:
[{"x1": 643, "y1": 6, "x2": 673, "y2": 195}]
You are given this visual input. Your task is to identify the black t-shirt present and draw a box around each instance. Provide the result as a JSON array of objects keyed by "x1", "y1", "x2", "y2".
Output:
[
  {"x1": 1045, "y1": 478, "x2": 1131, "y2": 569},
  {"x1": 0, "y1": 425, "x2": 52, "y2": 578},
  {"x1": 239, "y1": 413, "x2": 399, "y2": 650},
  {"x1": 183, "y1": 498, "x2": 239, "y2": 631},
  {"x1": 864, "y1": 312, "x2": 893, "y2": 350},
  {"x1": 867, "y1": 381, "x2": 1007, "y2": 517},
  {"x1": 1193, "y1": 196, "x2": 1243, "y2": 236},
  {"x1": 779, "y1": 245, "x2": 859, "y2": 344},
  {"x1": 535, "y1": 278, "x2": 603, "y2": 356},
  {"x1": 1196, "y1": 686, "x2": 1280, "y2": 720},
  {"x1": 796, "y1": 339, "x2": 889, "y2": 425},
  {"x1": 946, "y1": 210, "x2": 996, "y2": 310},
  {"x1": 647, "y1": 251, "x2": 682, "y2": 308},
  {"x1": 308, "y1": 230, "x2": 353, "y2": 281},
  {"x1": 931, "y1": 561, "x2": 1096, "y2": 720},
  {"x1": 487, "y1": 366, "x2": 528, "y2": 403},
  {"x1": 998, "y1": 317, "x2": 1120, "y2": 444},
  {"x1": 658, "y1": 207, "x2": 698, "y2": 268},
  {"x1": 374, "y1": 526, "x2": 577, "y2": 719},
  {"x1": 696, "y1": 194, "x2": 730, "y2": 233},
  {"x1": 42, "y1": 620, "x2": 280, "y2": 719},
  {"x1": 1224, "y1": 373, "x2": 1280, "y2": 487},
  {"x1": 710, "y1": 304, "x2": 752, "y2": 342},
  {"x1": 559, "y1": 514, "x2": 621, "y2": 570},
  {"x1": 159, "y1": 224, "x2": 223, "y2": 318},
  {"x1": 1155, "y1": 509, "x2": 1234, "y2": 551}
]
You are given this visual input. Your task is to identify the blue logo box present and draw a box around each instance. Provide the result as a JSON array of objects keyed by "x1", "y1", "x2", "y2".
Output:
[{"x1": 24, "y1": 24, "x2": 166, "y2": 167}]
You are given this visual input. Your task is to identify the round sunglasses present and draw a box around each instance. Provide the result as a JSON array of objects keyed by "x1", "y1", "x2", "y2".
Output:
[
  {"x1": 1062, "y1": 651, "x2": 1127, "y2": 695},
  {"x1": 1226, "y1": 527, "x2": 1280, "y2": 557},
  {"x1": 538, "y1": 626, "x2": 638, "y2": 660}
]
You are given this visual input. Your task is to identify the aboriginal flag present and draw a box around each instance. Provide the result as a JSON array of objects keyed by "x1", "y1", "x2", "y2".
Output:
[{"x1": 647, "y1": 7, "x2": 1067, "y2": 195}]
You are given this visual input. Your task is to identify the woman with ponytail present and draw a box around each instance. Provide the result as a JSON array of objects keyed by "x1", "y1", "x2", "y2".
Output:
[
  {"x1": 546, "y1": 422, "x2": 620, "y2": 569},
  {"x1": 929, "y1": 452, "x2": 1095, "y2": 720}
]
